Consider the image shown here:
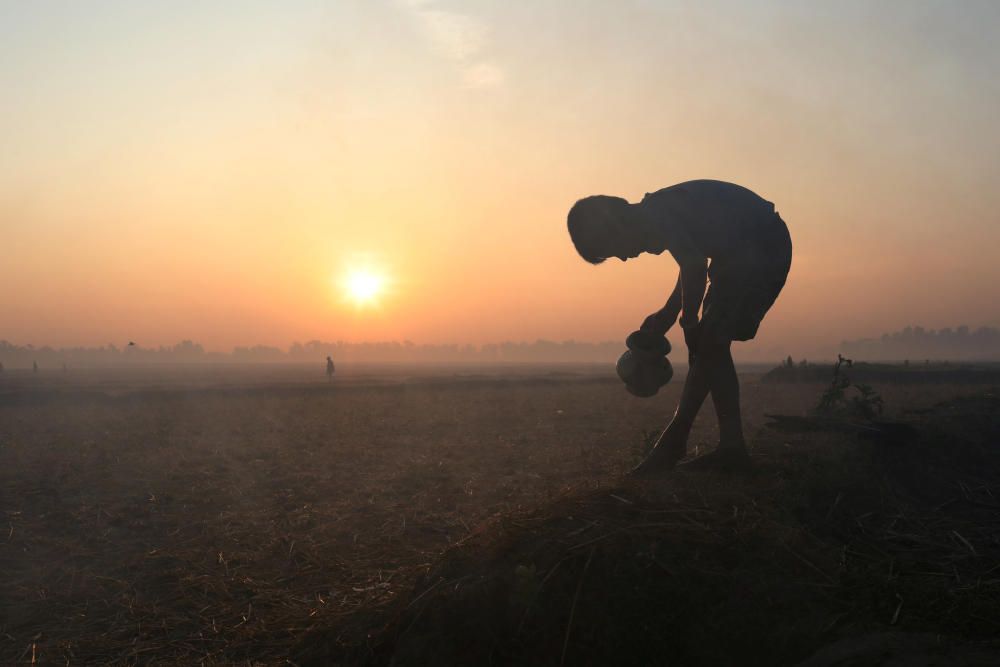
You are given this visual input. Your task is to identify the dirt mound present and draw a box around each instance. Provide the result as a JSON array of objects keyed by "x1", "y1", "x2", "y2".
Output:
[{"x1": 293, "y1": 392, "x2": 1000, "y2": 666}]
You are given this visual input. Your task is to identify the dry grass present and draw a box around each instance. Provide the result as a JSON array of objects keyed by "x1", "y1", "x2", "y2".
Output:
[
  {"x1": 0, "y1": 368, "x2": 985, "y2": 665},
  {"x1": 295, "y1": 390, "x2": 1000, "y2": 665}
]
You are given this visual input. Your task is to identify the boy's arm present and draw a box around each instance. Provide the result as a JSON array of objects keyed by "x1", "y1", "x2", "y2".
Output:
[
  {"x1": 637, "y1": 194, "x2": 708, "y2": 333},
  {"x1": 665, "y1": 225, "x2": 708, "y2": 328},
  {"x1": 678, "y1": 260, "x2": 708, "y2": 328},
  {"x1": 640, "y1": 274, "x2": 682, "y2": 335}
]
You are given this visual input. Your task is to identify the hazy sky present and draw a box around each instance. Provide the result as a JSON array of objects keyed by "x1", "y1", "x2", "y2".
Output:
[{"x1": 2, "y1": 0, "x2": 998, "y2": 359}]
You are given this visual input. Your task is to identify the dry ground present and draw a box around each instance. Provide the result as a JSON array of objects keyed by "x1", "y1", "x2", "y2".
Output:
[{"x1": 0, "y1": 366, "x2": 982, "y2": 665}]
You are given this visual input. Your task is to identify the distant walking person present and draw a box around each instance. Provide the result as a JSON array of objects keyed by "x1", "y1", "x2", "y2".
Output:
[
  {"x1": 33, "y1": 360, "x2": 38, "y2": 374},
  {"x1": 567, "y1": 180, "x2": 792, "y2": 473},
  {"x1": 326, "y1": 355, "x2": 335, "y2": 381}
]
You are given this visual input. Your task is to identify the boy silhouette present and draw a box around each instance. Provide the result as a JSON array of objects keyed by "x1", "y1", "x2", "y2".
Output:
[{"x1": 567, "y1": 180, "x2": 792, "y2": 472}]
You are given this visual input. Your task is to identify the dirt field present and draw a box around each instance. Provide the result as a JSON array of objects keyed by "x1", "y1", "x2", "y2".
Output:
[{"x1": 0, "y1": 365, "x2": 989, "y2": 665}]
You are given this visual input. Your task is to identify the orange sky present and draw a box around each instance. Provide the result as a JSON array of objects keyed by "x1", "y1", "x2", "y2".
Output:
[{"x1": 2, "y1": 2, "x2": 999, "y2": 360}]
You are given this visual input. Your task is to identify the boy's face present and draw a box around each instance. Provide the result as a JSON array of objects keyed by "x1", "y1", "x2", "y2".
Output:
[
  {"x1": 587, "y1": 226, "x2": 639, "y2": 262},
  {"x1": 615, "y1": 235, "x2": 644, "y2": 261},
  {"x1": 586, "y1": 210, "x2": 644, "y2": 262},
  {"x1": 607, "y1": 221, "x2": 644, "y2": 262},
  {"x1": 569, "y1": 196, "x2": 647, "y2": 263}
]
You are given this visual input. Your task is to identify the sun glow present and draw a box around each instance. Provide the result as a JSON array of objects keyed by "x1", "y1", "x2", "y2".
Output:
[{"x1": 343, "y1": 268, "x2": 386, "y2": 306}]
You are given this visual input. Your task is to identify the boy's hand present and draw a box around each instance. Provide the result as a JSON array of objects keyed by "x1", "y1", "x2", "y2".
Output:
[{"x1": 640, "y1": 312, "x2": 666, "y2": 335}]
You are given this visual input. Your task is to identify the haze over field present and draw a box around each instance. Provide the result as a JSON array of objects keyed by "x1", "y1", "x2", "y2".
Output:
[{"x1": 3, "y1": 1, "x2": 999, "y2": 359}]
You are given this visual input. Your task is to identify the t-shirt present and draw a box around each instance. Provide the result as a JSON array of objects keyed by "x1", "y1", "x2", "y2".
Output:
[{"x1": 638, "y1": 180, "x2": 778, "y2": 262}]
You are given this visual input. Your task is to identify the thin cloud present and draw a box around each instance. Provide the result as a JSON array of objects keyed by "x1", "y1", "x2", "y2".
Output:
[
  {"x1": 463, "y1": 61, "x2": 505, "y2": 88},
  {"x1": 397, "y1": 0, "x2": 505, "y2": 88}
]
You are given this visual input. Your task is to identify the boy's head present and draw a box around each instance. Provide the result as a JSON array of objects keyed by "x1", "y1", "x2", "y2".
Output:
[{"x1": 567, "y1": 195, "x2": 642, "y2": 264}]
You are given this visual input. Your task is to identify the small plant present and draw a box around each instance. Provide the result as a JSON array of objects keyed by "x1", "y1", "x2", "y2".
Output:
[
  {"x1": 816, "y1": 354, "x2": 852, "y2": 413},
  {"x1": 850, "y1": 383, "x2": 884, "y2": 420},
  {"x1": 815, "y1": 354, "x2": 884, "y2": 420}
]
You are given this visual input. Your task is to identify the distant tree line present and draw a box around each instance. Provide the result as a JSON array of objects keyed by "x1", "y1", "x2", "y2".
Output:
[
  {"x1": 0, "y1": 338, "x2": 624, "y2": 367},
  {"x1": 841, "y1": 325, "x2": 1000, "y2": 361}
]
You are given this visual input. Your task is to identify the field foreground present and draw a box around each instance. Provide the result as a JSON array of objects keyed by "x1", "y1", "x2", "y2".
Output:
[
  {"x1": 0, "y1": 367, "x2": 997, "y2": 664},
  {"x1": 299, "y1": 390, "x2": 1000, "y2": 665}
]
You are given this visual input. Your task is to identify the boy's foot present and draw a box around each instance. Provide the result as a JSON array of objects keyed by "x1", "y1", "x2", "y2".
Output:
[
  {"x1": 628, "y1": 440, "x2": 687, "y2": 478},
  {"x1": 677, "y1": 446, "x2": 752, "y2": 473}
]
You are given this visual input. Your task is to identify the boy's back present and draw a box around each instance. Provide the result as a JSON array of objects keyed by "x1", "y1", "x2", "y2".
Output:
[{"x1": 640, "y1": 180, "x2": 780, "y2": 259}]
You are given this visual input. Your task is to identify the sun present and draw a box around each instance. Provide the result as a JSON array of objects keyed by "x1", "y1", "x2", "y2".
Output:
[{"x1": 343, "y1": 268, "x2": 385, "y2": 306}]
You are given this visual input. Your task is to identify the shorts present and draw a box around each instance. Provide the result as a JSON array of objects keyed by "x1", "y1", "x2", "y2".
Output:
[{"x1": 701, "y1": 213, "x2": 792, "y2": 342}]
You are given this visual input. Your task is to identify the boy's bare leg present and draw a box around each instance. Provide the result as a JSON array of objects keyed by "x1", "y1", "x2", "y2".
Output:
[
  {"x1": 708, "y1": 342, "x2": 745, "y2": 450},
  {"x1": 712, "y1": 345, "x2": 746, "y2": 449},
  {"x1": 630, "y1": 338, "x2": 749, "y2": 475},
  {"x1": 629, "y1": 347, "x2": 712, "y2": 475},
  {"x1": 680, "y1": 339, "x2": 751, "y2": 470}
]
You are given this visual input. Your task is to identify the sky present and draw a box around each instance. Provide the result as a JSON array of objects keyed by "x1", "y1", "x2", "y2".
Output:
[{"x1": 2, "y1": 0, "x2": 999, "y2": 360}]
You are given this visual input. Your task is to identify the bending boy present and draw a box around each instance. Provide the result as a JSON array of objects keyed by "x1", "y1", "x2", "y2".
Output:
[{"x1": 567, "y1": 180, "x2": 792, "y2": 472}]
